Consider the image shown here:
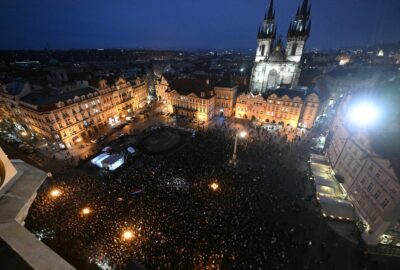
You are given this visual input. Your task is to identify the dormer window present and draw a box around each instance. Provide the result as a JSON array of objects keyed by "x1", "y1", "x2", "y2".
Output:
[{"x1": 201, "y1": 92, "x2": 205, "y2": 98}]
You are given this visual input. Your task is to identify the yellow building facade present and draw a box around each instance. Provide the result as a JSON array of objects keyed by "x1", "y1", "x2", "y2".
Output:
[
  {"x1": 235, "y1": 90, "x2": 319, "y2": 128},
  {"x1": 0, "y1": 77, "x2": 148, "y2": 148},
  {"x1": 163, "y1": 79, "x2": 215, "y2": 122},
  {"x1": 214, "y1": 85, "x2": 237, "y2": 117}
]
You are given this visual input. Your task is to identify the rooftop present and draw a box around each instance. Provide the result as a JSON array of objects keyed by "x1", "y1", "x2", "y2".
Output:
[
  {"x1": 168, "y1": 78, "x2": 214, "y2": 98},
  {"x1": 19, "y1": 86, "x2": 98, "y2": 111}
]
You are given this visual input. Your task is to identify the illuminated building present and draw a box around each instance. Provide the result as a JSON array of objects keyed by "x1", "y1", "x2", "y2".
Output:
[
  {"x1": 0, "y1": 77, "x2": 148, "y2": 148},
  {"x1": 157, "y1": 76, "x2": 238, "y2": 120},
  {"x1": 249, "y1": 0, "x2": 311, "y2": 93},
  {"x1": 164, "y1": 78, "x2": 215, "y2": 121},
  {"x1": 155, "y1": 76, "x2": 170, "y2": 102},
  {"x1": 235, "y1": 89, "x2": 319, "y2": 128},
  {"x1": 338, "y1": 54, "x2": 351, "y2": 66},
  {"x1": 214, "y1": 81, "x2": 237, "y2": 117},
  {"x1": 327, "y1": 92, "x2": 400, "y2": 247}
]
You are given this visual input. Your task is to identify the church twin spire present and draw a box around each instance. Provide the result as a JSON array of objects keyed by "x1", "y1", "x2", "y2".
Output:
[
  {"x1": 288, "y1": 0, "x2": 312, "y2": 38},
  {"x1": 257, "y1": 0, "x2": 276, "y2": 40},
  {"x1": 257, "y1": 0, "x2": 311, "y2": 40}
]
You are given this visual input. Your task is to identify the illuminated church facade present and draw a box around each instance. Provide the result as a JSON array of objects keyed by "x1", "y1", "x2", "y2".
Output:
[{"x1": 250, "y1": 0, "x2": 311, "y2": 93}]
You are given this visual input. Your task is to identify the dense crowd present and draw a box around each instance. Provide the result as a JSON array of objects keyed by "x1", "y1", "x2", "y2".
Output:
[{"x1": 25, "y1": 125, "x2": 338, "y2": 269}]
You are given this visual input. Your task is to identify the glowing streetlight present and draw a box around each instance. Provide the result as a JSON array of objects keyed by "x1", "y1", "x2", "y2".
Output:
[
  {"x1": 81, "y1": 207, "x2": 91, "y2": 215},
  {"x1": 229, "y1": 130, "x2": 248, "y2": 166},
  {"x1": 49, "y1": 189, "x2": 61, "y2": 198},
  {"x1": 122, "y1": 230, "x2": 134, "y2": 241},
  {"x1": 348, "y1": 102, "x2": 380, "y2": 127},
  {"x1": 21, "y1": 131, "x2": 28, "y2": 136},
  {"x1": 239, "y1": 131, "x2": 247, "y2": 138},
  {"x1": 210, "y1": 182, "x2": 219, "y2": 191}
]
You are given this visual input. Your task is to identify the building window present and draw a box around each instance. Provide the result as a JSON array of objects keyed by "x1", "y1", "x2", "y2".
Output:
[
  {"x1": 373, "y1": 190, "x2": 381, "y2": 200},
  {"x1": 367, "y1": 183, "x2": 374, "y2": 192},
  {"x1": 260, "y1": 45, "x2": 266, "y2": 56},
  {"x1": 381, "y1": 199, "x2": 389, "y2": 209},
  {"x1": 360, "y1": 176, "x2": 367, "y2": 184},
  {"x1": 291, "y1": 43, "x2": 297, "y2": 56}
]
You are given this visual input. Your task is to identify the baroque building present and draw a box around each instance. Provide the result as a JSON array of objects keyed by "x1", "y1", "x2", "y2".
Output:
[
  {"x1": 155, "y1": 76, "x2": 238, "y2": 121},
  {"x1": 0, "y1": 77, "x2": 148, "y2": 148},
  {"x1": 235, "y1": 89, "x2": 319, "y2": 128},
  {"x1": 250, "y1": 0, "x2": 311, "y2": 93},
  {"x1": 327, "y1": 92, "x2": 400, "y2": 247}
]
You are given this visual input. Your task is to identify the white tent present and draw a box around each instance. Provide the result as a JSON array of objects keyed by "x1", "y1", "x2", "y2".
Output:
[
  {"x1": 316, "y1": 184, "x2": 336, "y2": 197},
  {"x1": 310, "y1": 154, "x2": 329, "y2": 165},
  {"x1": 91, "y1": 153, "x2": 110, "y2": 168},
  {"x1": 127, "y1": 147, "x2": 136, "y2": 154},
  {"x1": 101, "y1": 154, "x2": 125, "y2": 171},
  {"x1": 319, "y1": 196, "x2": 355, "y2": 221}
]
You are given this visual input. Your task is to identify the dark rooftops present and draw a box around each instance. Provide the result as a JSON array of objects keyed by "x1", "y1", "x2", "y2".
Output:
[
  {"x1": 168, "y1": 78, "x2": 214, "y2": 98},
  {"x1": 19, "y1": 86, "x2": 98, "y2": 111},
  {"x1": 262, "y1": 87, "x2": 318, "y2": 99}
]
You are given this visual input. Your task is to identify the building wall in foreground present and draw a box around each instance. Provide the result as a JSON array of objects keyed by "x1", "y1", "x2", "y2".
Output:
[
  {"x1": 0, "y1": 147, "x2": 17, "y2": 192},
  {"x1": 327, "y1": 95, "x2": 400, "y2": 247}
]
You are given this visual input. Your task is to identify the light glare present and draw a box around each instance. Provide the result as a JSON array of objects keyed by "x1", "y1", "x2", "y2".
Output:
[{"x1": 348, "y1": 103, "x2": 380, "y2": 126}]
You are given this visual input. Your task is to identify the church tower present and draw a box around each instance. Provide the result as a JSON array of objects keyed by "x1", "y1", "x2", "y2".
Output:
[
  {"x1": 250, "y1": 0, "x2": 311, "y2": 93},
  {"x1": 255, "y1": 0, "x2": 276, "y2": 62},
  {"x1": 285, "y1": 0, "x2": 311, "y2": 63}
]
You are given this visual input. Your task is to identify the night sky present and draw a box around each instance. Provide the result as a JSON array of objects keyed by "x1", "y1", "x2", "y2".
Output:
[{"x1": 1, "y1": 0, "x2": 399, "y2": 50}]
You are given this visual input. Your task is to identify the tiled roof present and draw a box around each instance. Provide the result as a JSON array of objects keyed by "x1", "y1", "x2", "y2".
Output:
[
  {"x1": 19, "y1": 86, "x2": 98, "y2": 111},
  {"x1": 168, "y1": 78, "x2": 214, "y2": 98}
]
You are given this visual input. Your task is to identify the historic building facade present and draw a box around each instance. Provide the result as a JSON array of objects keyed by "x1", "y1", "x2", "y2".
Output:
[
  {"x1": 250, "y1": 0, "x2": 311, "y2": 93},
  {"x1": 0, "y1": 77, "x2": 148, "y2": 148},
  {"x1": 156, "y1": 77, "x2": 238, "y2": 120},
  {"x1": 214, "y1": 83, "x2": 237, "y2": 117},
  {"x1": 163, "y1": 79, "x2": 216, "y2": 122},
  {"x1": 235, "y1": 89, "x2": 319, "y2": 128},
  {"x1": 327, "y1": 95, "x2": 400, "y2": 247}
]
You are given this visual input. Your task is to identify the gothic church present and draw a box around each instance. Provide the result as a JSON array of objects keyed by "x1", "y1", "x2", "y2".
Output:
[{"x1": 250, "y1": 0, "x2": 311, "y2": 93}]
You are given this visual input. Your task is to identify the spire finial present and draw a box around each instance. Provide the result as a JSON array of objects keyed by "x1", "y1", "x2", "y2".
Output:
[{"x1": 266, "y1": 0, "x2": 275, "y2": 20}]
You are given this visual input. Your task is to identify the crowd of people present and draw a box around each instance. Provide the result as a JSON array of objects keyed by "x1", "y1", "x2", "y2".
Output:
[{"x1": 25, "y1": 124, "x2": 371, "y2": 269}]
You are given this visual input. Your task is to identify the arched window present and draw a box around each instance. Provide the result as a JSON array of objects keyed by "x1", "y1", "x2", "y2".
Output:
[
  {"x1": 260, "y1": 45, "x2": 266, "y2": 56},
  {"x1": 267, "y1": 69, "x2": 279, "y2": 89},
  {"x1": 291, "y1": 43, "x2": 297, "y2": 56}
]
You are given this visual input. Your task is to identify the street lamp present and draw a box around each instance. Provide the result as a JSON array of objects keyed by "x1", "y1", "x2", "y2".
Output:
[
  {"x1": 210, "y1": 182, "x2": 219, "y2": 191},
  {"x1": 49, "y1": 189, "x2": 61, "y2": 198},
  {"x1": 229, "y1": 130, "x2": 247, "y2": 166},
  {"x1": 81, "y1": 207, "x2": 91, "y2": 215},
  {"x1": 122, "y1": 230, "x2": 134, "y2": 241},
  {"x1": 348, "y1": 102, "x2": 380, "y2": 127}
]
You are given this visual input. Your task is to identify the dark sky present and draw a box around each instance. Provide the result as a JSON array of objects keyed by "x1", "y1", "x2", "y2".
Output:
[{"x1": 1, "y1": 0, "x2": 399, "y2": 50}]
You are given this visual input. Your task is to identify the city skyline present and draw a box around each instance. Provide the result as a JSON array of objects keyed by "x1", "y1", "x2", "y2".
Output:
[{"x1": 1, "y1": 0, "x2": 400, "y2": 50}]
